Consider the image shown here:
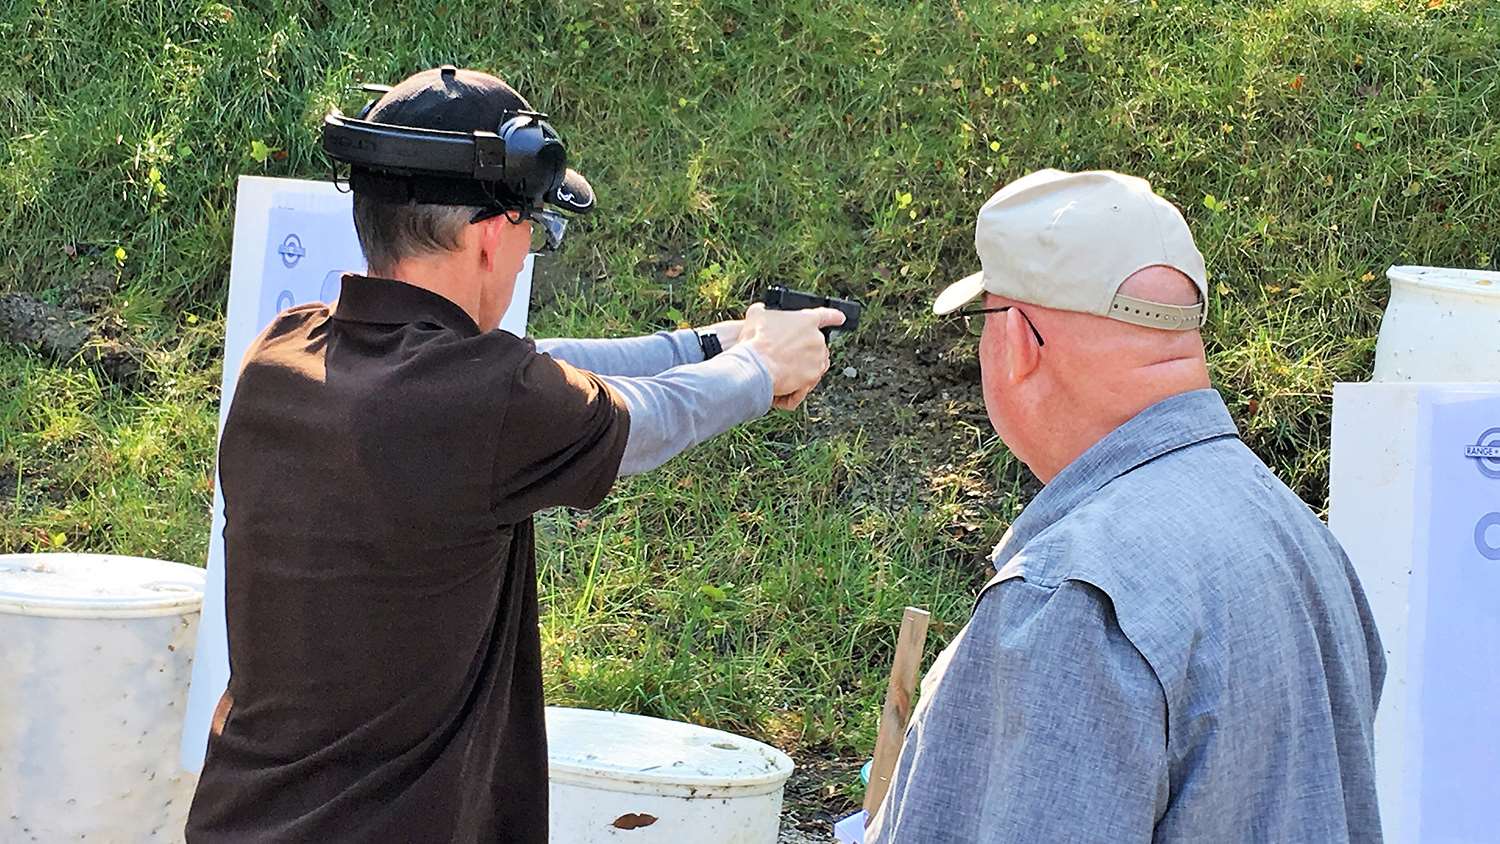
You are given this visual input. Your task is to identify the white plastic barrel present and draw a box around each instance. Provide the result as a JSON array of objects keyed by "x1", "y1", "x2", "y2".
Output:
[
  {"x1": 1373, "y1": 265, "x2": 1500, "y2": 382},
  {"x1": 546, "y1": 707, "x2": 795, "y2": 844},
  {"x1": 0, "y1": 553, "x2": 205, "y2": 842}
]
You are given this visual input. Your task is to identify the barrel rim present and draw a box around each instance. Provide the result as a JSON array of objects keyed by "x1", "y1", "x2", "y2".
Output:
[
  {"x1": 0, "y1": 553, "x2": 205, "y2": 618},
  {"x1": 548, "y1": 767, "x2": 791, "y2": 798},
  {"x1": 545, "y1": 707, "x2": 796, "y2": 791},
  {"x1": 1387, "y1": 264, "x2": 1500, "y2": 298}
]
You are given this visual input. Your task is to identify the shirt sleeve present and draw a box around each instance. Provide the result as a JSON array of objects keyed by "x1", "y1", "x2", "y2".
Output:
[
  {"x1": 600, "y1": 345, "x2": 773, "y2": 476},
  {"x1": 868, "y1": 577, "x2": 1168, "y2": 844},
  {"x1": 533, "y1": 329, "x2": 704, "y2": 377},
  {"x1": 491, "y1": 349, "x2": 631, "y2": 524}
]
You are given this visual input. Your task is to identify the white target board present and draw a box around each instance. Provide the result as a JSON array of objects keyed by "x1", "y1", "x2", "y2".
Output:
[
  {"x1": 1330, "y1": 383, "x2": 1500, "y2": 843},
  {"x1": 181, "y1": 176, "x2": 531, "y2": 770}
]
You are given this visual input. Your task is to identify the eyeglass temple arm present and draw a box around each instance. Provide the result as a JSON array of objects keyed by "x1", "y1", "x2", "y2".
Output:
[{"x1": 957, "y1": 306, "x2": 1045, "y2": 346}]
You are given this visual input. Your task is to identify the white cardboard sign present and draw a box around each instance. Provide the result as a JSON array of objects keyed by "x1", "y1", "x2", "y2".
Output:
[
  {"x1": 1406, "y1": 390, "x2": 1500, "y2": 843},
  {"x1": 180, "y1": 176, "x2": 531, "y2": 770},
  {"x1": 1329, "y1": 383, "x2": 1500, "y2": 842}
]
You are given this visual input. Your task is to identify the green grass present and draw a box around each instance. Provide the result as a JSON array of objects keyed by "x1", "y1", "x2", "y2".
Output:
[{"x1": 2, "y1": 0, "x2": 1496, "y2": 773}]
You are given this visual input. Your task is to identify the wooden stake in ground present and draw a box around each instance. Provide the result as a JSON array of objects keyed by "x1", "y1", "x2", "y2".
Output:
[{"x1": 864, "y1": 606, "x2": 931, "y2": 822}]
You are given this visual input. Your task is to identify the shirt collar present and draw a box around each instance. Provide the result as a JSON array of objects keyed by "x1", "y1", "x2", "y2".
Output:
[
  {"x1": 990, "y1": 388, "x2": 1239, "y2": 569},
  {"x1": 331, "y1": 273, "x2": 481, "y2": 337}
]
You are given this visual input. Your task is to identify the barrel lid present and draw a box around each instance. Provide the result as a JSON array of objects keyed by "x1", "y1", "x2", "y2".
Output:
[
  {"x1": 0, "y1": 554, "x2": 205, "y2": 618},
  {"x1": 546, "y1": 707, "x2": 794, "y2": 791},
  {"x1": 1388, "y1": 265, "x2": 1500, "y2": 297}
]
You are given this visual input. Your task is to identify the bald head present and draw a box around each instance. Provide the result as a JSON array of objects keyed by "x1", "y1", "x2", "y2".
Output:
[{"x1": 977, "y1": 265, "x2": 1210, "y2": 482}]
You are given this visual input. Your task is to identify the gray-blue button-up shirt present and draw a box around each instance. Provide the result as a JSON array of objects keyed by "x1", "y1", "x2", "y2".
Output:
[{"x1": 869, "y1": 389, "x2": 1385, "y2": 843}]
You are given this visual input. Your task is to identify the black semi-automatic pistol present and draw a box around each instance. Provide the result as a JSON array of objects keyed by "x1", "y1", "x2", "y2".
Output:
[{"x1": 762, "y1": 286, "x2": 863, "y2": 340}]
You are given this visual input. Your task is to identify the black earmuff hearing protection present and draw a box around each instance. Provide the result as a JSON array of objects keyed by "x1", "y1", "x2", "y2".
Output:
[
  {"x1": 495, "y1": 113, "x2": 567, "y2": 203},
  {"x1": 321, "y1": 91, "x2": 569, "y2": 211}
]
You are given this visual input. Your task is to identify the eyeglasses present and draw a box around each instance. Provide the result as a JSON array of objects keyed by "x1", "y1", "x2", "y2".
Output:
[
  {"x1": 469, "y1": 206, "x2": 569, "y2": 254},
  {"x1": 954, "y1": 305, "x2": 1045, "y2": 345}
]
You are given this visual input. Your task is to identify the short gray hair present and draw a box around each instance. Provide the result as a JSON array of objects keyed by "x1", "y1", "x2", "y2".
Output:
[{"x1": 352, "y1": 193, "x2": 474, "y2": 275}]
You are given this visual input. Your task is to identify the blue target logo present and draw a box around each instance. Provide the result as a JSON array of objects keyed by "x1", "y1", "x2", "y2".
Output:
[
  {"x1": 278, "y1": 233, "x2": 306, "y2": 269},
  {"x1": 1464, "y1": 427, "x2": 1500, "y2": 480},
  {"x1": 1476, "y1": 513, "x2": 1500, "y2": 561}
]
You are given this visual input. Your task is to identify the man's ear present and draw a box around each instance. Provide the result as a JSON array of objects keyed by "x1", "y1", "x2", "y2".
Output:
[
  {"x1": 1004, "y1": 307, "x2": 1041, "y2": 385},
  {"x1": 474, "y1": 216, "x2": 503, "y2": 272}
]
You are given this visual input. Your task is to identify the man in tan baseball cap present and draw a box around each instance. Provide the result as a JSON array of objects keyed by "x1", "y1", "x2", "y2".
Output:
[
  {"x1": 927, "y1": 168, "x2": 1216, "y2": 479},
  {"x1": 934, "y1": 168, "x2": 1209, "y2": 329},
  {"x1": 869, "y1": 170, "x2": 1385, "y2": 842}
]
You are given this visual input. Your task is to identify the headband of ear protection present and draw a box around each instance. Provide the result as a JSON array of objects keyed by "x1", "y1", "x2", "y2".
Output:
[{"x1": 321, "y1": 93, "x2": 568, "y2": 210}]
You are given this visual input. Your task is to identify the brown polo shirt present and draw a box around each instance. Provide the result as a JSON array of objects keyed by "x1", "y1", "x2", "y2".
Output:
[{"x1": 187, "y1": 275, "x2": 629, "y2": 843}]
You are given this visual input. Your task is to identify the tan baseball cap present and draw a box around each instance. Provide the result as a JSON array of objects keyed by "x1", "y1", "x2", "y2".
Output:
[{"x1": 934, "y1": 169, "x2": 1209, "y2": 330}]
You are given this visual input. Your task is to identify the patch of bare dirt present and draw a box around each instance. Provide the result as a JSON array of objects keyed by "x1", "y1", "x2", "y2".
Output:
[
  {"x1": 778, "y1": 750, "x2": 865, "y2": 841},
  {"x1": 0, "y1": 261, "x2": 144, "y2": 387},
  {"x1": 0, "y1": 462, "x2": 15, "y2": 509},
  {"x1": 799, "y1": 327, "x2": 1038, "y2": 580},
  {"x1": 805, "y1": 329, "x2": 989, "y2": 489}
]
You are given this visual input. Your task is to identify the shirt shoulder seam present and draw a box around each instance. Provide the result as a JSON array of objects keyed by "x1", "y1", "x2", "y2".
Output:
[{"x1": 986, "y1": 572, "x2": 1174, "y2": 747}]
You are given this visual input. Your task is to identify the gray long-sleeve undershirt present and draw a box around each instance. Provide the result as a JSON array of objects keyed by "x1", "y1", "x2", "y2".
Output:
[
  {"x1": 535, "y1": 329, "x2": 772, "y2": 476},
  {"x1": 536, "y1": 329, "x2": 706, "y2": 377}
]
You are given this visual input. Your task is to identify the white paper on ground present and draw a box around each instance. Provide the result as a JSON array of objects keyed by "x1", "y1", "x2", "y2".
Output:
[
  {"x1": 833, "y1": 810, "x2": 867, "y2": 843},
  {"x1": 180, "y1": 176, "x2": 532, "y2": 771},
  {"x1": 1407, "y1": 390, "x2": 1500, "y2": 843}
]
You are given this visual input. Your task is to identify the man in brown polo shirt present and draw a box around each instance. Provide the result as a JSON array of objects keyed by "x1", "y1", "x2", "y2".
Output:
[{"x1": 186, "y1": 67, "x2": 843, "y2": 842}]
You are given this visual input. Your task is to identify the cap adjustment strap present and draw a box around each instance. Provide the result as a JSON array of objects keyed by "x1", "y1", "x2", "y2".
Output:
[{"x1": 1108, "y1": 293, "x2": 1206, "y2": 330}]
